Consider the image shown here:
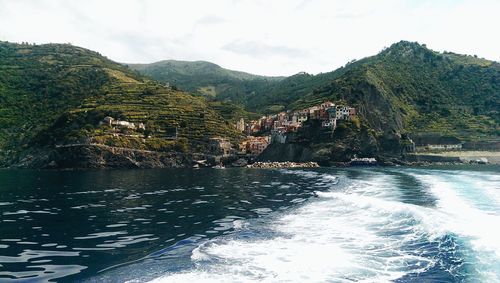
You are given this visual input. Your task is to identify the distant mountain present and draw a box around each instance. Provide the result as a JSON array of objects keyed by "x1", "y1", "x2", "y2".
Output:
[
  {"x1": 128, "y1": 60, "x2": 361, "y2": 113},
  {"x1": 128, "y1": 60, "x2": 283, "y2": 103},
  {"x1": 0, "y1": 42, "x2": 244, "y2": 168}
]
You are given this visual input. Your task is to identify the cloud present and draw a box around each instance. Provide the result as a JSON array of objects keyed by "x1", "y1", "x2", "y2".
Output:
[
  {"x1": 196, "y1": 15, "x2": 226, "y2": 25},
  {"x1": 0, "y1": 0, "x2": 498, "y2": 76},
  {"x1": 223, "y1": 40, "x2": 308, "y2": 58}
]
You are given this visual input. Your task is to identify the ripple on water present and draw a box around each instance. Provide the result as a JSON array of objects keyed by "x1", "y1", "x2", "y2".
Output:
[
  {"x1": 106, "y1": 223, "x2": 128, "y2": 228},
  {"x1": 2, "y1": 210, "x2": 57, "y2": 216},
  {"x1": 74, "y1": 231, "x2": 128, "y2": 240},
  {"x1": 96, "y1": 234, "x2": 159, "y2": 249},
  {"x1": 0, "y1": 264, "x2": 87, "y2": 282}
]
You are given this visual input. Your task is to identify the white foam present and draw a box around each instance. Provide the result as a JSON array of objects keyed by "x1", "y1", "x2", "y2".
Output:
[
  {"x1": 412, "y1": 173, "x2": 500, "y2": 281},
  {"x1": 150, "y1": 172, "x2": 438, "y2": 283},
  {"x1": 146, "y1": 169, "x2": 500, "y2": 283}
]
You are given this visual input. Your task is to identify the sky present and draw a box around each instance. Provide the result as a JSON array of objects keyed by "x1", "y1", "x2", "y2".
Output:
[{"x1": 0, "y1": 0, "x2": 498, "y2": 76}]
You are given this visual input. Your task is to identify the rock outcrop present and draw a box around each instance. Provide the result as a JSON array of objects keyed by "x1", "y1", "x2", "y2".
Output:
[{"x1": 11, "y1": 145, "x2": 191, "y2": 169}]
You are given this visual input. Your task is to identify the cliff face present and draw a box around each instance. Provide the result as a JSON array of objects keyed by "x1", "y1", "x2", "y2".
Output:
[
  {"x1": 258, "y1": 143, "x2": 314, "y2": 163},
  {"x1": 258, "y1": 121, "x2": 392, "y2": 165},
  {"x1": 12, "y1": 145, "x2": 191, "y2": 169}
]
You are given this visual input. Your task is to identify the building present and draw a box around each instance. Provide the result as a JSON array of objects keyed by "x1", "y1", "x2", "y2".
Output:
[
  {"x1": 102, "y1": 116, "x2": 143, "y2": 130},
  {"x1": 327, "y1": 108, "x2": 337, "y2": 120},
  {"x1": 427, "y1": 144, "x2": 462, "y2": 151},
  {"x1": 240, "y1": 136, "x2": 270, "y2": 156},
  {"x1": 240, "y1": 101, "x2": 354, "y2": 137},
  {"x1": 248, "y1": 138, "x2": 269, "y2": 155},
  {"x1": 316, "y1": 108, "x2": 329, "y2": 120},
  {"x1": 308, "y1": 106, "x2": 320, "y2": 115},
  {"x1": 413, "y1": 135, "x2": 463, "y2": 152},
  {"x1": 246, "y1": 121, "x2": 261, "y2": 134},
  {"x1": 336, "y1": 106, "x2": 350, "y2": 120},
  {"x1": 277, "y1": 112, "x2": 287, "y2": 121},
  {"x1": 236, "y1": 118, "x2": 245, "y2": 132},
  {"x1": 103, "y1": 116, "x2": 114, "y2": 126},
  {"x1": 348, "y1": 107, "x2": 356, "y2": 119},
  {"x1": 115, "y1": 120, "x2": 136, "y2": 129},
  {"x1": 320, "y1": 101, "x2": 335, "y2": 109},
  {"x1": 297, "y1": 110, "x2": 309, "y2": 123},
  {"x1": 209, "y1": 137, "x2": 232, "y2": 157}
]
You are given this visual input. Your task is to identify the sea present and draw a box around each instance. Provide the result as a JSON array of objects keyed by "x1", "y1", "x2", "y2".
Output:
[{"x1": 0, "y1": 166, "x2": 499, "y2": 282}]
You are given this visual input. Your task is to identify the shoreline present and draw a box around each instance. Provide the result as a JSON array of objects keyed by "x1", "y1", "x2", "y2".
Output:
[
  {"x1": 1, "y1": 162, "x2": 498, "y2": 171},
  {"x1": 246, "y1": 161, "x2": 320, "y2": 169},
  {"x1": 411, "y1": 150, "x2": 500, "y2": 165},
  {"x1": 4, "y1": 147, "x2": 499, "y2": 169}
]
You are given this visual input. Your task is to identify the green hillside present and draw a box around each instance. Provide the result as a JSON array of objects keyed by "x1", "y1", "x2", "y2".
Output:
[
  {"x1": 129, "y1": 59, "x2": 368, "y2": 114},
  {"x1": 290, "y1": 41, "x2": 499, "y2": 141},
  {"x1": 128, "y1": 60, "x2": 283, "y2": 107},
  {"x1": 1, "y1": 40, "x2": 498, "y2": 167},
  {"x1": 132, "y1": 41, "x2": 499, "y2": 142},
  {"x1": 0, "y1": 41, "x2": 242, "y2": 165}
]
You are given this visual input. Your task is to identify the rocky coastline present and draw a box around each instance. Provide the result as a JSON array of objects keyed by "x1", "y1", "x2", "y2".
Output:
[
  {"x1": 8, "y1": 144, "x2": 192, "y2": 169},
  {"x1": 4, "y1": 143, "x2": 497, "y2": 170},
  {"x1": 246, "y1": 161, "x2": 320, "y2": 169}
]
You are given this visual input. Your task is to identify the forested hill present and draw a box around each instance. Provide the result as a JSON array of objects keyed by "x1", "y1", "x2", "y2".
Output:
[
  {"x1": 289, "y1": 41, "x2": 499, "y2": 140},
  {"x1": 128, "y1": 59, "x2": 341, "y2": 113},
  {"x1": 132, "y1": 41, "x2": 499, "y2": 141},
  {"x1": 128, "y1": 60, "x2": 283, "y2": 104},
  {"x1": 0, "y1": 41, "x2": 243, "y2": 166}
]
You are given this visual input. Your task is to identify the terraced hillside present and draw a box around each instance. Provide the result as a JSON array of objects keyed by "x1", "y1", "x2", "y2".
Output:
[
  {"x1": 128, "y1": 60, "x2": 283, "y2": 110},
  {"x1": 0, "y1": 41, "x2": 242, "y2": 166},
  {"x1": 129, "y1": 59, "x2": 370, "y2": 114}
]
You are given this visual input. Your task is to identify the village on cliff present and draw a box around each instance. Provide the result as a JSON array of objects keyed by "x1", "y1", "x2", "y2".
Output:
[{"x1": 208, "y1": 101, "x2": 356, "y2": 158}]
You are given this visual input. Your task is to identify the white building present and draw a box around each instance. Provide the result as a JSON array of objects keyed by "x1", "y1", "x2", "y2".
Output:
[
  {"x1": 427, "y1": 144, "x2": 462, "y2": 151},
  {"x1": 336, "y1": 106, "x2": 350, "y2": 120}
]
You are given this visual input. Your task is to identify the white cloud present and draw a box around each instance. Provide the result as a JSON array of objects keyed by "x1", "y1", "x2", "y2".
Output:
[
  {"x1": 223, "y1": 40, "x2": 308, "y2": 58},
  {"x1": 0, "y1": 0, "x2": 498, "y2": 76}
]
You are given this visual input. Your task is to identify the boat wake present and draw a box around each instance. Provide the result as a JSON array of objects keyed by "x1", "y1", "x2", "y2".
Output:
[{"x1": 147, "y1": 168, "x2": 500, "y2": 282}]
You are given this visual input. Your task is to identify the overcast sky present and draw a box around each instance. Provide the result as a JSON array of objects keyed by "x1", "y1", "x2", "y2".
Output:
[{"x1": 0, "y1": 0, "x2": 498, "y2": 76}]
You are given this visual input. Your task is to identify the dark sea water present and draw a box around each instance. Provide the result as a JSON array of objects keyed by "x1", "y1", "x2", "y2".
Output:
[{"x1": 0, "y1": 166, "x2": 499, "y2": 282}]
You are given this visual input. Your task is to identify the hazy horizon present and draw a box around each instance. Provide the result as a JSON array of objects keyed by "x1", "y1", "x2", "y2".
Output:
[{"x1": 1, "y1": 0, "x2": 499, "y2": 76}]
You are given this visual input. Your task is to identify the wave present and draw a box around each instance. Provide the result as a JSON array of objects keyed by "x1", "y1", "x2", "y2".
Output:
[
  {"x1": 149, "y1": 171, "x2": 448, "y2": 282},
  {"x1": 409, "y1": 171, "x2": 500, "y2": 281},
  {"x1": 96, "y1": 168, "x2": 499, "y2": 283}
]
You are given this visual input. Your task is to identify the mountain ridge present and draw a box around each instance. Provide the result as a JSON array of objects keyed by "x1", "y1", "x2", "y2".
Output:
[
  {"x1": 0, "y1": 40, "x2": 498, "y2": 168},
  {"x1": 132, "y1": 41, "x2": 499, "y2": 141}
]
